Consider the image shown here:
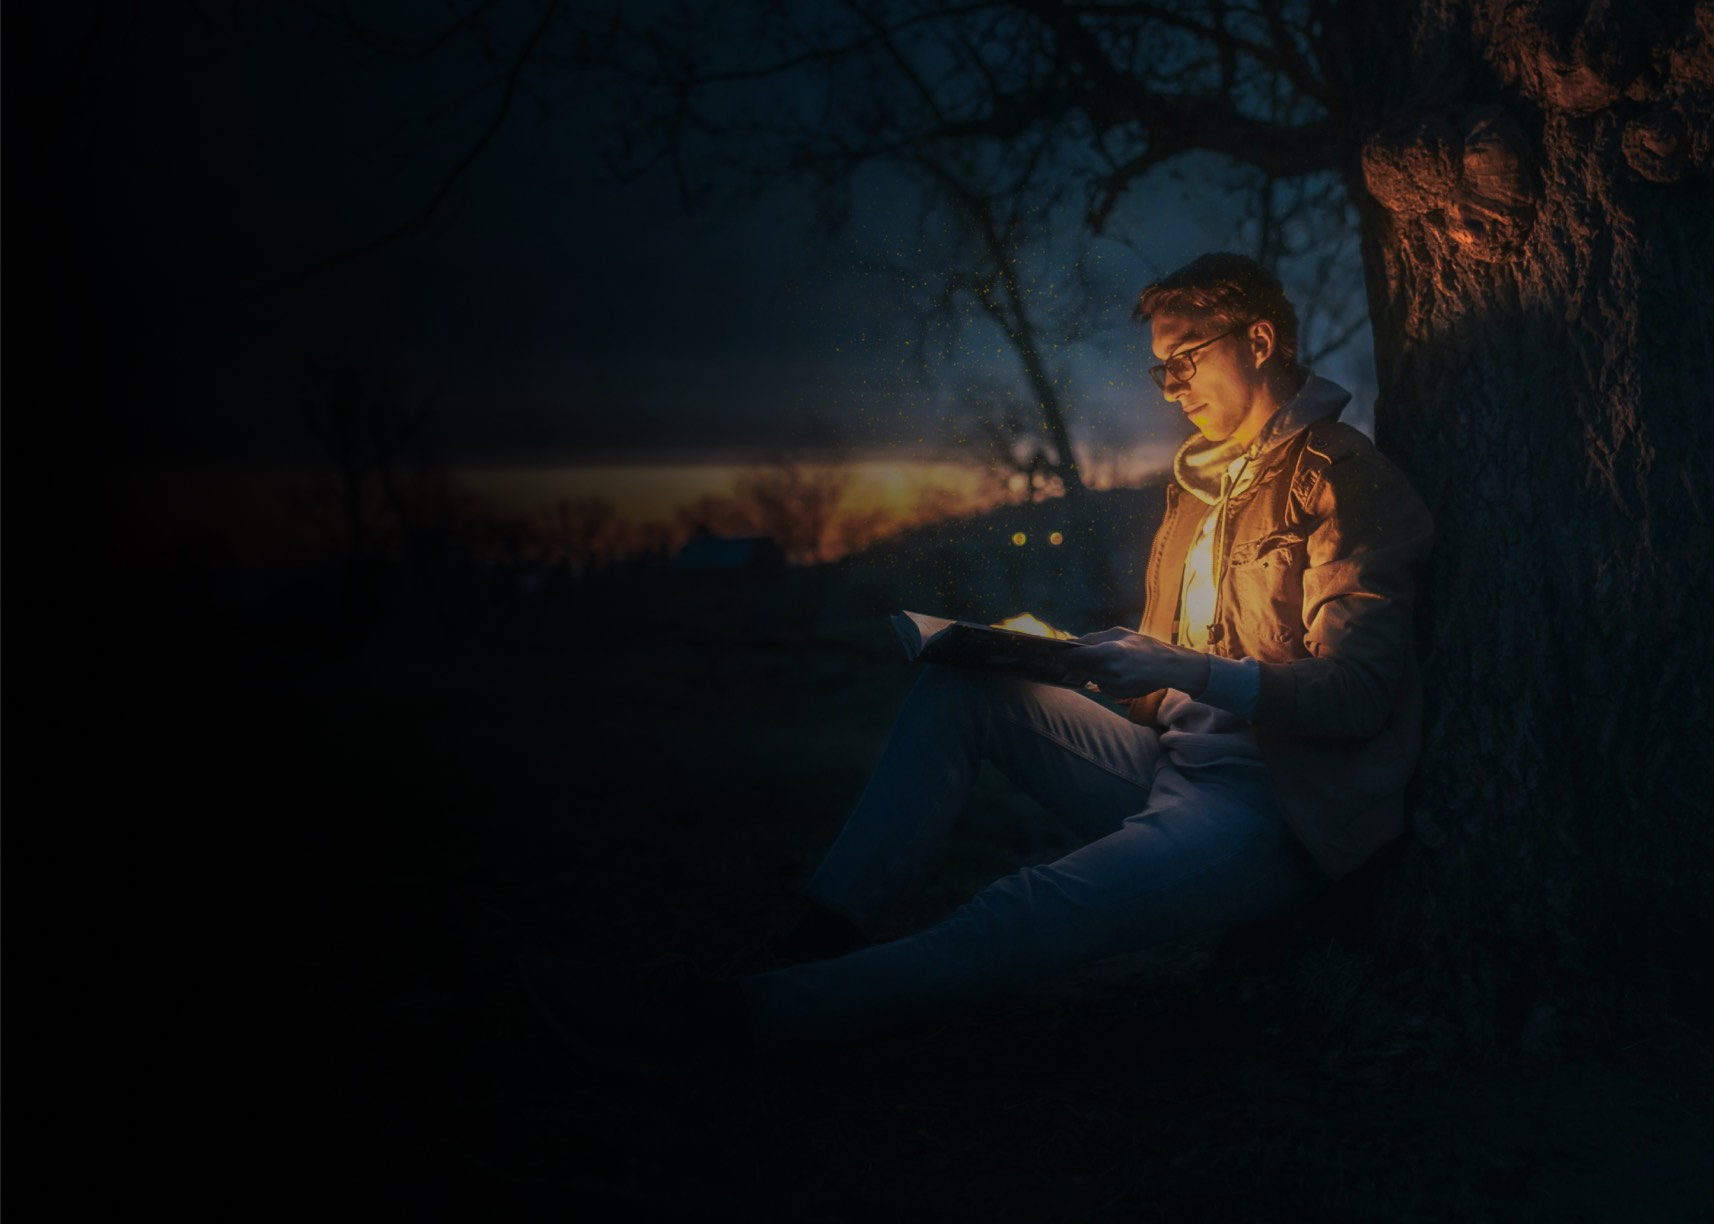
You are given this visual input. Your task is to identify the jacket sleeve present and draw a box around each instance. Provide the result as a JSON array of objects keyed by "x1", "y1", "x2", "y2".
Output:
[{"x1": 1252, "y1": 446, "x2": 1434, "y2": 739}]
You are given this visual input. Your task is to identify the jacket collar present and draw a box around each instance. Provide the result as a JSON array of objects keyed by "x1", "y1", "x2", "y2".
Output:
[{"x1": 1171, "y1": 371, "x2": 1351, "y2": 506}]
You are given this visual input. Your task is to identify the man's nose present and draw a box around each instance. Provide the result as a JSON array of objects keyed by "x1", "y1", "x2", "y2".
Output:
[{"x1": 1161, "y1": 372, "x2": 1191, "y2": 401}]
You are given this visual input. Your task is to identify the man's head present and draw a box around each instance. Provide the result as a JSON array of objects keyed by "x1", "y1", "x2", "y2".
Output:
[{"x1": 1134, "y1": 253, "x2": 1304, "y2": 446}]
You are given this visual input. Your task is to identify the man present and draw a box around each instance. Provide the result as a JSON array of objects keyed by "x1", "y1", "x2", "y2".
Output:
[{"x1": 537, "y1": 253, "x2": 1433, "y2": 1062}]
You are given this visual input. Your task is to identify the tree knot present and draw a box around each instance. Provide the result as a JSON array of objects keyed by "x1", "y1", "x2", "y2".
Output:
[
  {"x1": 1621, "y1": 2, "x2": 1714, "y2": 183},
  {"x1": 1362, "y1": 112, "x2": 1539, "y2": 260},
  {"x1": 1622, "y1": 106, "x2": 1703, "y2": 182}
]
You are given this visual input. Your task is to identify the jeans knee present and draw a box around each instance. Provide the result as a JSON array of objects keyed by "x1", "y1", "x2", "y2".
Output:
[
  {"x1": 907, "y1": 668, "x2": 1042, "y2": 756},
  {"x1": 906, "y1": 664, "x2": 994, "y2": 717},
  {"x1": 909, "y1": 664, "x2": 1040, "y2": 712}
]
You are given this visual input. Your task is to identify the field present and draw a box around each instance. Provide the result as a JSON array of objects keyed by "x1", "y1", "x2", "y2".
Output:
[
  {"x1": 143, "y1": 601, "x2": 1710, "y2": 1223},
  {"x1": 99, "y1": 484, "x2": 1710, "y2": 1222}
]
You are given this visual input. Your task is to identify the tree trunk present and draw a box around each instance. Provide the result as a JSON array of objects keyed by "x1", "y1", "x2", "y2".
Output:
[{"x1": 1331, "y1": 1, "x2": 1714, "y2": 1047}]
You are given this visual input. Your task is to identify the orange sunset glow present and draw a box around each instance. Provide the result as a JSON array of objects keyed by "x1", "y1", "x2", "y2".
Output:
[
  {"x1": 455, "y1": 460, "x2": 1008, "y2": 525},
  {"x1": 149, "y1": 446, "x2": 1177, "y2": 571}
]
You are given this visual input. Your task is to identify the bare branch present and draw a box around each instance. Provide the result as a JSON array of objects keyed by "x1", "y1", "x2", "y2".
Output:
[
  {"x1": 1300, "y1": 310, "x2": 1368, "y2": 366},
  {"x1": 285, "y1": 0, "x2": 506, "y2": 61},
  {"x1": 225, "y1": 0, "x2": 563, "y2": 300}
]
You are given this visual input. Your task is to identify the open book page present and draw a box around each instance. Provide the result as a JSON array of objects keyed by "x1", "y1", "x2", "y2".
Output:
[
  {"x1": 889, "y1": 609, "x2": 1088, "y2": 686},
  {"x1": 893, "y1": 611, "x2": 956, "y2": 657}
]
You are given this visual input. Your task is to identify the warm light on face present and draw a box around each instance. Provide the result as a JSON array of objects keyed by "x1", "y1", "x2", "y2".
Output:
[{"x1": 1149, "y1": 310, "x2": 1273, "y2": 447}]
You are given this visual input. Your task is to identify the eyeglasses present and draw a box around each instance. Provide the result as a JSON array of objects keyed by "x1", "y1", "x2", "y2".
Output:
[{"x1": 1148, "y1": 323, "x2": 1248, "y2": 390}]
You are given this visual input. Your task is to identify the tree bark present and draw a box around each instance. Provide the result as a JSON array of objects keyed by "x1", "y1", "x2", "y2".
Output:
[{"x1": 1331, "y1": 0, "x2": 1714, "y2": 1047}]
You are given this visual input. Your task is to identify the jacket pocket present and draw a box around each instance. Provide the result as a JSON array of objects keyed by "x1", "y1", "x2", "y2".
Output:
[
  {"x1": 1225, "y1": 531, "x2": 1308, "y2": 655},
  {"x1": 1228, "y1": 530, "x2": 1307, "y2": 569}
]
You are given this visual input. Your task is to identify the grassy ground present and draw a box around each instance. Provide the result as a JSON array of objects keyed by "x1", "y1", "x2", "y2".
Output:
[{"x1": 151, "y1": 610, "x2": 1713, "y2": 1222}]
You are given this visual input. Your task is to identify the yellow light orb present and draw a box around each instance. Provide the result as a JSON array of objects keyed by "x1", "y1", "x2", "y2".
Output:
[
  {"x1": 1011, "y1": 532, "x2": 1027, "y2": 546},
  {"x1": 1048, "y1": 531, "x2": 1064, "y2": 546}
]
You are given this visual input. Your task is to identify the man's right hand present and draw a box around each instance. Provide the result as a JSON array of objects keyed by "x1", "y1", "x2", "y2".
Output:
[{"x1": 1062, "y1": 627, "x2": 1211, "y2": 699}]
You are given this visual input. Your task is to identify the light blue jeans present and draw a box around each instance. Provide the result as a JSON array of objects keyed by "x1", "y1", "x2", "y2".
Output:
[{"x1": 739, "y1": 666, "x2": 1326, "y2": 1057}]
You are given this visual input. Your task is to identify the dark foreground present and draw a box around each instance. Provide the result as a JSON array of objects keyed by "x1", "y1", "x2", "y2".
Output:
[{"x1": 118, "y1": 613, "x2": 1713, "y2": 1223}]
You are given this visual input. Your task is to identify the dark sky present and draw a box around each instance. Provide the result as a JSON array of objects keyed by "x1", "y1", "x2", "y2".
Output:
[{"x1": 19, "y1": 2, "x2": 1374, "y2": 482}]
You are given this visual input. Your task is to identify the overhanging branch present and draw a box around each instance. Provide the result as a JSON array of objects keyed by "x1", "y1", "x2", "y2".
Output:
[{"x1": 225, "y1": 0, "x2": 564, "y2": 300}]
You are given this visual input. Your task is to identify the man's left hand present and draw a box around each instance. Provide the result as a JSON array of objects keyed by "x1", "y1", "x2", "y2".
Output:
[{"x1": 1061, "y1": 627, "x2": 1211, "y2": 699}]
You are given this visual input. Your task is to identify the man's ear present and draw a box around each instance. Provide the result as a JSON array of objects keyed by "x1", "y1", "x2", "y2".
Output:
[{"x1": 1246, "y1": 320, "x2": 1278, "y2": 369}]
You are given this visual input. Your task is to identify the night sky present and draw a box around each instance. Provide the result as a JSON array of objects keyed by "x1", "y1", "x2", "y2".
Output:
[{"x1": 19, "y1": 2, "x2": 1376, "y2": 529}]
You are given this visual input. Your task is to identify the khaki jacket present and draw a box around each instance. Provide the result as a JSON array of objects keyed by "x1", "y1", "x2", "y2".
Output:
[{"x1": 1129, "y1": 395, "x2": 1435, "y2": 879}]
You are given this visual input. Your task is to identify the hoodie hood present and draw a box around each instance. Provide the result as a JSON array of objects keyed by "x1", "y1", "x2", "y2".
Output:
[{"x1": 1172, "y1": 371, "x2": 1351, "y2": 505}]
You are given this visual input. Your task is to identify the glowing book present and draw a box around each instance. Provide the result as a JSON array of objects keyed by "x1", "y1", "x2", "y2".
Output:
[{"x1": 889, "y1": 610, "x2": 1088, "y2": 686}]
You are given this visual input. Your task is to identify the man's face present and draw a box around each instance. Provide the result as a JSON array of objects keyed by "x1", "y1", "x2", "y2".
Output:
[{"x1": 1148, "y1": 311, "x2": 1270, "y2": 445}]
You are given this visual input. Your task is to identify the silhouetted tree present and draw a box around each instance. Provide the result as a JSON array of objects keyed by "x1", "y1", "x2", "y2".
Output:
[
  {"x1": 541, "y1": 495, "x2": 623, "y2": 573},
  {"x1": 675, "y1": 491, "x2": 759, "y2": 543},
  {"x1": 296, "y1": 358, "x2": 430, "y2": 561},
  {"x1": 731, "y1": 462, "x2": 852, "y2": 563},
  {"x1": 669, "y1": 461, "x2": 853, "y2": 563}
]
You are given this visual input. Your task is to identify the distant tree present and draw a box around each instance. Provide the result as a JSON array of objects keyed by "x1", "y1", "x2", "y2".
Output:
[
  {"x1": 540, "y1": 495, "x2": 623, "y2": 573},
  {"x1": 622, "y1": 518, "x2": 679, "y2": 563},
  {"x1": 295, "y1": 358, "x2": 431, "y2": 561},
  {"x1": 953, "y1": 374, "x2": 1073, "y2": 504},
  {"x1": 669, "y1": 456, "x2": 862, "y2": 563},
  {"x1": 730, "y1": 462, "x2": 853, "y2": 564},
  {"x1": 675, "y1": 491, "x2": 759, "y2": 542}
]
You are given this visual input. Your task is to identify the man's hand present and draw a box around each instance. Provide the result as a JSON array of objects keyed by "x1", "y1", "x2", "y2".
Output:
[{"x1": 1061, "y1": 627, "x2": 1211, "y2": 699}]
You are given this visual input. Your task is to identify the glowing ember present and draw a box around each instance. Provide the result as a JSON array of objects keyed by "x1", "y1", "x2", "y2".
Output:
[
  {"x1": 991, "y1": 613, "x2": 1071, "y2": 640},
  {"x1": 1049, "y1": 531, "x2": 1064, "y2": 546}
]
